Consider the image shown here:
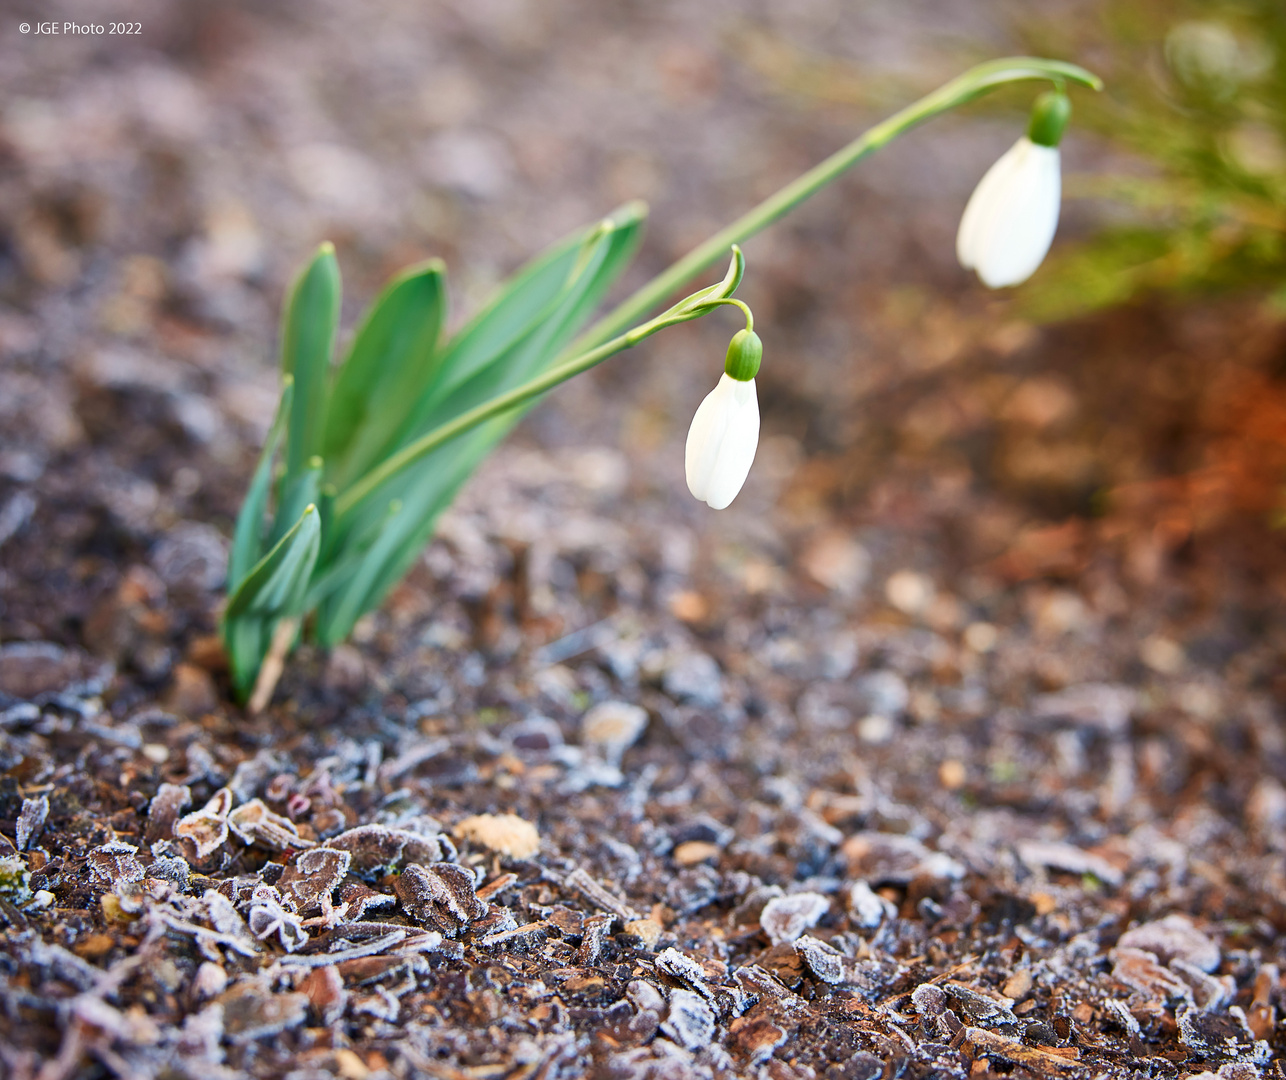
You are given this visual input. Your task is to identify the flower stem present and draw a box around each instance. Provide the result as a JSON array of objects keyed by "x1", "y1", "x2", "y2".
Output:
[
  {"x1": 332, "y1": 57, "x2": 1099, "y2": 520},
  {"x1": 569, "y1": 57, "x2": 1100, "y2": 354},
  {"x1": 333, "y1": 327, "x2": 639, "y2": 517}
]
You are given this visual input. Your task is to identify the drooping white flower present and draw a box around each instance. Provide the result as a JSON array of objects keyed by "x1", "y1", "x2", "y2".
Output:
[
  {"x1": 957, "y1": 90, "x2": 1071, "y2": 289},
  {"x1": 686, "y1": 373, "x2": 760, "y2": 510},
  {"x1": 956, "y1": 136, "x2": 1061, "y2": 289}
]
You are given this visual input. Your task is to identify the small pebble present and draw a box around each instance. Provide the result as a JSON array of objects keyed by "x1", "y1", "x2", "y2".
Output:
[
  {"x1": 939, "y1": 759, "x2": 967, "y2": 790},
  {"x1": 662, "y1": 652, "x2": 723, "y2": 707},
  {"x1": 800, "y1": 532, "x2": 869, "y2": 596},
  {"x1": 673, "y1": 841, "x2": 720, "y2": 866},
  {"x1": 1140, "y1": 635, "x2": 1184, "y2": 674},
  {"x1": 580, "y1": 700, "x2": 648, "y2": 764},
  {"x1": 1002, "y1": 969, "x2": 1033, "y2": 1001},
  {"x1": 962, "y1": 622, "x2": 998, "y2": 653},
  {"x1": 625, "y1": 918, "x2": 663, "y2": 949},
  {"x1": 857, "y1": 714, "x2": 894, "y2": 744},
  {"x1": 885, "y1": 570, "x2": 934, "y2": 615},
  {"x1": 192, "y1": 961, "x2": 228, "y2": 999}
]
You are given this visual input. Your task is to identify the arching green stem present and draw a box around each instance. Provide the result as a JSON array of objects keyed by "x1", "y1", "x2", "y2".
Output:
[
  {"x1": 569, "y1": 57, "x2": 1101, "y2": 354},
  {"x1": 332, "y1": 58, "x2": 1100, "y2": 519}
]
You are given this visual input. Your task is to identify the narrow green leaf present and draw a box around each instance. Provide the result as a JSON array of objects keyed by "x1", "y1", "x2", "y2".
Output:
[
  {"x1": 228, "y1": 377, "x2": 293, "y2": 592},
  {"x1": 395, "y1": 202, "x2": 646, "y2": 447},
  {"x1": 270, "y1": 456, "x2": 323, "y2": 548},
  {"x1": 281, "y1": 243, "x2": 341, "y2": 480},
  {"x1": 323, "y1": 259, "x2": 447, "y2": 489},
  {"x1": 226, "y1": 616, "x2": 270, "y2": 701},
  {"x1": 225, "y1": 504, "x2": 322, "y2": 621}
]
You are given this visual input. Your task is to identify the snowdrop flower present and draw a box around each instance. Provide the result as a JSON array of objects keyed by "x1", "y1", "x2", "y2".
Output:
[
  {"x1": 686, "y1": 329, "x2": 761, "y2": 510},
  {"x1": 957, "y1": 90, "x2": 1070, "y2": 288}
]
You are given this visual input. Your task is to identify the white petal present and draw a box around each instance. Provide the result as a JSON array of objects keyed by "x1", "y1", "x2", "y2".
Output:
[
  {"x1": 704, "y1": 379, "x2": 759, "y2": 509},
  {"x1": 685, "y1": 375, "x2": 759, "y2": 509},
  {"x1": 686, "y1": 377, "x2": 734, "y2": 501},
  {"x1": 957, "y1": 138, "x2": 1061, "y2": 288},
  {"x1": 957, "y1": 138, "x2": 1030, "y2": 270}
]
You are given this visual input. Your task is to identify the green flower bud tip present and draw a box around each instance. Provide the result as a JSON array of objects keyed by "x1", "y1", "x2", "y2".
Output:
[
  {"x1": 724, "y1": 329, "x2": 762, "y2": 381},
  {"x1": 1027, "y1": 90, "x2": 1071, "y2": 148}
]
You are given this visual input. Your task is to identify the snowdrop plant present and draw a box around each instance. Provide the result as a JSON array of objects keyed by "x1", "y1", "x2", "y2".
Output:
[{"x1": 223, "y1": 58, "x2": 1100, "y2": 707}]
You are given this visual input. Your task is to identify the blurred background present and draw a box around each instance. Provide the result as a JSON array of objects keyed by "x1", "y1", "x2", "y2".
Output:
[{"x1": 1, "y1": 0, "x2": 1284, "y2": 701}]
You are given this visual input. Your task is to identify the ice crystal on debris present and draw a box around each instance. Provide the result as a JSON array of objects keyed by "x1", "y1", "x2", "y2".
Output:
[
  {"x1": 794, "y1": 934, "x2": 845, "y2": 984},
  {"x1": 661, "y1": 987, "x2": 716, "y2": 1050},
  {"x1": 275, "y1": 846, "x2": 351, "y2": 913},
  {"x1": 337, "y1": 879, "x2": 397, "y2": 920},
  {"x1": 393, "y1": 862, "x2": 487, "y2": 934},
  {"x1": 759, "y1": 891, "x2": 830, "y2": 945},
  {"x1": 1118, "y1": 913, "x2": 1221, "y2": 972},
  {"x1": 174, "y1": 788, "x2": 233, "y2": 859},
  {"x1": 846, "y1": 879, "x2": 896, "y2": 928},
  {"x1": 328, "y1": 823, "x2": 455, "y2": 876},
  {"x1": 227, "y1": 798, "x2": 312, "y2": 850},
  {"x1": 15, "y1": 794, "x2": 48, "y2": 851},
  {"x1": 144, "y1": 782, "x2": 192, "y2": 846},
  {"x1": 246, "y1": 884, "x2": 308, "y2": 951}
]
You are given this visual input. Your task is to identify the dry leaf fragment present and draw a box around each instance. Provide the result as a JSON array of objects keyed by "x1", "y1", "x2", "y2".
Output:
[
  {"x1": 87, "y1": 841, "x2": 145, "y2": 889},
  {"x1": 662, "y1": 988, "x2": 715, "y2": 1050},
  {"x1": 174, "y1": 788, "x2": 233, "y2": 859},
  {"x1": 276, "y1": 847, "x2": 352, "y2": 914},
  {"x1": 15, "y1": 795, "x2": 48, "y2": 851},
  {"x1": 760, "y1": 892, "x2": 829, "y2": 946},
  {"x1": 328, "y1": 823, "x2": 455, "y2": 876},
  {"x1": 454, "y1": 813, "x2": 540, "y2": 858},
  {"x1": 227, "y1": 798, "x2": 313, "y2": 851},
  {"x1": 393, "y1": 862, "x2": 486, "y2": 935}
]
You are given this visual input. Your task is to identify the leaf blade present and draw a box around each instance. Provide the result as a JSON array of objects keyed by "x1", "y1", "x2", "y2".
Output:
[
  {"x1": 281, "y1": 243, "x2": 341, "y2": 480},
  {"x1": 323, "y1": 259, "x2": 447, "y2": 488},
  {"x1": 228, "y1": 377, "x2": 294, "y2": 592}
]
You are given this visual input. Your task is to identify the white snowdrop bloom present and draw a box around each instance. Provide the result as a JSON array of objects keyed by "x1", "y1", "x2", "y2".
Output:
[
  {"x1": 957, "y1": 89, "x2": 1071, "y2": 289},
  {"x1": 956, "y1": 136, "x2": 1061, "y2": 288},
  {"x1": 685, "y1": 373, "x2": 760, "y2": 510}
]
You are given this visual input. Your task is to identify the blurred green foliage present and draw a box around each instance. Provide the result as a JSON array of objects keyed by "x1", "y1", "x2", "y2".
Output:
[{"x1": 1019, "y1": 0, "x2": 1286, "y2": 321}]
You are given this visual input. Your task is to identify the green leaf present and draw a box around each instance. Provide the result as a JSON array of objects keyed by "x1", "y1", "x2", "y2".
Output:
[
  {"x1": 395, "y1": 202, "x2": 646, "y2": 447},
  {"x1": 323, "y1": 259, "x2": 447, "y2": 489},
  {"x1": 281, "y1": 243, "x2": 341, "y2": 480},
  {"x1": 223, "y1": 503, "x2": 322, "y2": 699},
  {"x1": 228, "y1": 377, "x2": 293, "y2": 593},
  {"x1": 225, "y1": 504, "x2": 322, "y2": 621},
  {"x1": 225, "y1": 617, "x2": 270, "y2": 701},
  {"x1": 270, "y1": 456, "x2": 323, "y2": 548}
]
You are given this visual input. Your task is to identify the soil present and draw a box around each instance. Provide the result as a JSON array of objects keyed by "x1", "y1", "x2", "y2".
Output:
[{"x1": 1, "y1": 3, "x2": 1285, "y2": 1079}]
